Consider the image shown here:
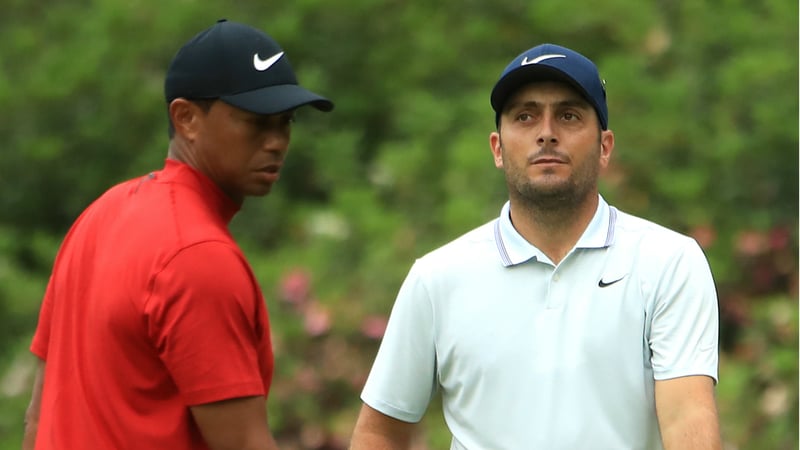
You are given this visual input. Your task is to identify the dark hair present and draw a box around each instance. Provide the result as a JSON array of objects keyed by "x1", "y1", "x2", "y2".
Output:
[{"x1": 167, "y1": 98, "x2": 218, "y2": 138}]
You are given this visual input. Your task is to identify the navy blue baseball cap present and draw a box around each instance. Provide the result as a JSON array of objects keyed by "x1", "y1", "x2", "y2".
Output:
[
  {"x1": 490, "y1": 44, "x2": 607, "y2": 129},
  {"x1": 165, "y1": 19, "x2": 333, "y2": 114}
]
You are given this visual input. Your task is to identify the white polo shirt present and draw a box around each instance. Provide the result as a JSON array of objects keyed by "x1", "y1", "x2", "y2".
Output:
[{"x1": 361, "y1": 196, "x2": 719, "y2": 450}]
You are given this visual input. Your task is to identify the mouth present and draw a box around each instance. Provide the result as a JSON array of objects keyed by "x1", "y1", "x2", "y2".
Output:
[
  {"x1": 529, "y1": 149, "x2": 569, "y2": 165},
  {"x1": 531, "y1": 157, "x2": 566, "y2": 165},
  {"x1": 255, "y1": 163, "x2": 282, "y2": 183},
  {"x1": 259, "y1": 163, "x2": 282, "y2": 174}
]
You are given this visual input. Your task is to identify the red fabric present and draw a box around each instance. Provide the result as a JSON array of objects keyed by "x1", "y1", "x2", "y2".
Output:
[{"x1": 30, "y1": 159, "x2": 273, "y2": 450}]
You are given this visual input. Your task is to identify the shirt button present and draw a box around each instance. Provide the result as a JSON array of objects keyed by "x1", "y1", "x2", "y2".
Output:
[{"x1": 553, "y1": 274, "x2": 560, "y2": 282}]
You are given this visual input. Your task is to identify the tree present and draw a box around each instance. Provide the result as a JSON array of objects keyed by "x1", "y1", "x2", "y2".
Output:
[{"x1": 0, "y1": 0, "x2": 796, "y2": 448}]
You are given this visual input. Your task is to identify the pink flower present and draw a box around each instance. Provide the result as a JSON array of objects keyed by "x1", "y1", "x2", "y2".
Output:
[
  {"x1": 280, "y1": 268, "x2": 311, "y2": 307},
  {"x1": 303, "y1": 302, "x2": 331, "y2": 337},
  {"x1": 769, "y1": 226, "x2": 791, "y2": 251},
  {"x1": 361, "y1": 315, "x2": 388, "y2": 340},
  {"x1": 735, "y1": 230, "x2": 768, "y2": 257},
  {"x1": 689, "y1": 224, "x2": 717, "y2": 249}
]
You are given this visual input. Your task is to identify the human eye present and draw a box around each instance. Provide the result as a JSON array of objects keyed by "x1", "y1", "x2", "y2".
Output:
[
  {"x1": 560, "y1": 110, "x2": 581, "y2": 122},
  {"x1": 263, "y1": 111, "x2": 295, "y2": 130},
  {"x1": 516, "y1": 112, "x2": 533, "y2": 122},
  {"x1": 248, "y1": 112, "x2": 294, "y2": 131}
]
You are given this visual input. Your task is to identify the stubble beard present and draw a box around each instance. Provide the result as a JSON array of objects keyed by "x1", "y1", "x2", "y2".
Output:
[{"x1": 501, "y1": 141, "x2": 602, "y2": 214}]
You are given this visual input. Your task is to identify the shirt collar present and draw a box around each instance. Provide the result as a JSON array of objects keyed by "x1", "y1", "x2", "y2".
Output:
[
  {"x1": 494, "y1": 195, "x2": 617, "y2": 267},
  {"x1": 159, "y1": 159, "x2": 241, "y2": 224}
]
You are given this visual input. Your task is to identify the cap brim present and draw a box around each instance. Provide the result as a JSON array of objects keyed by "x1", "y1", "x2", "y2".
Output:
[
  {"x1": 221, "y1": 84, "x2": 334, "y2": 115},
  {"x1": 490, "y1": 65, "x2": 589, "y2": 114}
]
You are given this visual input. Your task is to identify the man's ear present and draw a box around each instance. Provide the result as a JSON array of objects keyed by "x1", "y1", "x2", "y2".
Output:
[
  {"x1": 490, "y1": 131, "x2": 504, "y2": 169},
  {"x1": 169, "y1": 98, "x2": 203, "y2": 141},
  {"x1": 599, "y1": 129, "x2": 615, "y2": 168}
]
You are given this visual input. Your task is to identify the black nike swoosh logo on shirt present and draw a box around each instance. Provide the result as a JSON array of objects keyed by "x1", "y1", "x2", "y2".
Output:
[{"x1": 598, "y1": 276, "x2": 625, "y2": 288}]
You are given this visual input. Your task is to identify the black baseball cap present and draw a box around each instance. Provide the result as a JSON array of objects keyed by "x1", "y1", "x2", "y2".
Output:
[
  {"x1": 164, "y1": 19, "x2": 334, "y2": 114},
  {"x1": 490, "y1": 44, "x2": 607, "y2": 129}
]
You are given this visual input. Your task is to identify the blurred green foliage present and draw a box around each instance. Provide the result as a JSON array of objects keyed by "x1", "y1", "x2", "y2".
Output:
[{"x1": 0, "y1": 0, "x2": 797, "y2": 449}]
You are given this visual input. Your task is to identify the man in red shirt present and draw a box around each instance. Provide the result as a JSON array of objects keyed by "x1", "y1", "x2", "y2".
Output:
[{"x1": 22, "y1": 19, "x2": 333, "y2": 450}]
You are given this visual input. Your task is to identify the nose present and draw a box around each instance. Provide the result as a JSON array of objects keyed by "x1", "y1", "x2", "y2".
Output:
[
  {"x1": 263, "y1": 127, "x2": 291, "y2": 154},
  {"x1": 536, "y1": 115, "x2": 558, "y2": 147}
]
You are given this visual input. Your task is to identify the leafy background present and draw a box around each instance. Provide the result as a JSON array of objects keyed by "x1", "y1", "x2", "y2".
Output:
[{"x1": 0, "y1": 0, "x2": 797, "y2": 448}]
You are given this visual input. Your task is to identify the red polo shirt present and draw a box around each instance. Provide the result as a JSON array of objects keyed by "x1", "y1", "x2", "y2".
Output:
[{"x1": 31, "y1": 159, "x2": 274, "y2": 449}]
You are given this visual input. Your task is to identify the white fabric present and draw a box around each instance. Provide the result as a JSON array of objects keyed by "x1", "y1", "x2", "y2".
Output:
[{"x1": 361, "y1": 196, "x2": 719, "y2": 450}]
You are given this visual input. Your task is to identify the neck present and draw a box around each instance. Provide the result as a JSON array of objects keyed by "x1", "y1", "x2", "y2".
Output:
[
  {"x1": 508, "y1": 193, "x2": 599, "y2": 265},
  {"x1": 167, "y1": 138, "x2": 244, "y2": 206},
  {"x1": 167, "y1": 137, "x2": 195, "y2": 166}
]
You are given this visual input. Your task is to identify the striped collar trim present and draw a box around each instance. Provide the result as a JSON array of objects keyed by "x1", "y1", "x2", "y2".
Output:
[{"x1": 494, "y1": 196, "x2": 618, "y2": 267}]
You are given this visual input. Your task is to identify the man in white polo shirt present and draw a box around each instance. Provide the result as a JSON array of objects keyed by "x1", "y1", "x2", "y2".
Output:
[{"x1": 349, "y1": 44, "x2": 721, "y2": 450}]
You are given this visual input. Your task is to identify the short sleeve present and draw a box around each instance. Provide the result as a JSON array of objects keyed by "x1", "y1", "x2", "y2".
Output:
[
  {"x1": 30, "y1": 216, "x2": 87, "y2": 361},
  {"x1": 31, "y1": 275, "x2": 56, "y2": 360},
  {"x1": 360, "y1": 260, "x2": 438, "y2": 423},
  {"x1": 649, "y1": 239, "x2": 719, "y2": 383},
  {"x1": 145, "y1": 241, "x2": 271, "y2": 405}
]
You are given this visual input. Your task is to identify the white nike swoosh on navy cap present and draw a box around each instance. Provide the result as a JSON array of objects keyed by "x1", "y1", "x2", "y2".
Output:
[
  {"x1": 253, "y1": 51, "x2": 284, "y2": 71},
  {"x1": 521, "y1": 54, "x2": 566, "y2": 66}
]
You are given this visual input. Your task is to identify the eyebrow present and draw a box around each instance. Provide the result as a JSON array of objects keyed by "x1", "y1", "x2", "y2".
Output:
[{"x1": 504, "y1": 98, "x2": 592, "y2": 112}]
